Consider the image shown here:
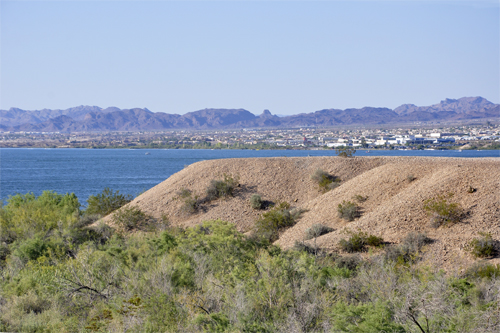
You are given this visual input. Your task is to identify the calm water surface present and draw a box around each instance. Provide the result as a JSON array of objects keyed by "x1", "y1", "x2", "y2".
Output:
[{"x1": 1, "y1": 148, "x2": 498, "y2": 202}]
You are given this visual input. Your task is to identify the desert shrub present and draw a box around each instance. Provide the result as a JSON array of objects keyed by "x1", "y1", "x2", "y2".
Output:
[
  {"x1": 365, "y1": 234, "x2": 384, "y2": 247},
  {"x1": 305, "y1": 224, "x2": 334, "y2": 240},
  {"x1": 353, "y1": 194, "x2": 368, "y2": 203},
  {"x1": 338, "y1": 230, "x2": 384, "y2": 253},
  {"x1": 335, "y1": 255, "x2": 361, "y2": 271},
  {"x1": 12, "y1": 237, "x2": 52, "y2": 262},
  {"x1": 86, "y1": 187, "x2": 132, "y2": 216},
  {"x1": 423, "y1": 193, "x2": 463, "y2": 228},
  {"x1": 90, "y1": 222, "x2": 115, "y2": 245},
  {"x1": 292, "y1": 241, "x2": 316, "y2": 254},
  {"x1": 330, "y1": 301, "x2": 406, "y2": 333},
  {"x1": 464, "y1": 263, "x2": 500, "y2": 279},
  {"x1": 337, "y1": 200, "x2": 360, "y2": 221},
  {"x1": 249, "y1": 194, "x2": 263, "y2": 210},
  {"x1": 311, "y1": 169, "x2": 341, "y2": 192},
  {"x1": 339, "y1": 234, "x2": 365, "y2": 253},
  {"x1": 112, "y1": 206, "x2": 156, "y2": 231},
  {"x1": 75, "y1": 213, "x2": 101, "y2": 228},
  {"x1": 384, "y1": 244, "x2": 414, "y2": 264},
  {"x1": 335, "y1": 146, "x2": 356, "y2": 158},
  {"x1": 254, "y1": 202, "x2": 303, "y2": 241},
  {"x1": 384, "y1": 232, "x2": 431, "y2": 264},
  {"x1": 407, "y1": 174, "x2": 416, "y2": 182},
  {"x1": 206, "y1": 174, "x2": 239, "y2": 201},
  {"x1": 0, "y1": 242, "x2": 9, "y2": 264},
  {"x1": 465, "y1": 233, "x2": 496, "y2": 258},
  {"x1": 1, "y1": 191, "x2": 80, "y2": 243},
  {"x1": 181, "y1": 194, "x2": 200, "y2": 215},
  {"x1": 402, "y1": 232, "x2": 432, "y2": 253},
  {"x1": 177, "y1": 188, "x2": 200, "y2": 215},
  {"x1": 178, "y1": 188, "x2": 192, "y2": 198}
]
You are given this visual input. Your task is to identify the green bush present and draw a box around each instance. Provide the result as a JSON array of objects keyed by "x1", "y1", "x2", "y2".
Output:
[
  {"x1": 464, "y1": 263, "x2": 500, "y2": 279},
  {"x1": 337, "y1": 200, "x2": 360, "y2": 221},
  {"x1": 206, "y1": 174, "x2": 239, "y2": 201},
  {"x1": 335, "y1": 146, "x2": 356, "y2": 157},
  {"x1": 254, "y1": 202, "x2": 303, "y2": 241},
  {"x1": 249, "y1": 194, "x2": 263, "y2": 209},
  {"x1": 338, "y1": 230, "x2": 384, "y2": 253},
  {"x1": 310, "y1": 169, "x2": 341, "y2": 192},
  {"x1": 1, "y1": 191, "x2": 80, "y2": 243},
  {"x1": 86, "y1": 187, "x2": 132, "y2": 216},
  {"x1": 112, "y1": 206, "x2": 156, "y2": 231},
  {"x1": 423, "y1": 193, "x2": 463, "y2": 228},
  {"x1": 13, "y1": 237, "x2": 52, "y2": 262},
  {"x1": 465, "y1": 233, "x2": 496, "y2": 258},
  {"x1": 330, "y1": 301, "x2": 405, "y2": 333}
]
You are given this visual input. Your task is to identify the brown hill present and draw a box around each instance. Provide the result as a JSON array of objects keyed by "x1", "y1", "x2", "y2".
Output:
[{"x1": 107, "y1": 156, "x2": 500, "y2": 270}]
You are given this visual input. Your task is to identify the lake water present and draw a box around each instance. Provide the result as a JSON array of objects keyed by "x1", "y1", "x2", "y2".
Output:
[{"x1": 1, "y1": 148, "x2": 498, "y2": 203}]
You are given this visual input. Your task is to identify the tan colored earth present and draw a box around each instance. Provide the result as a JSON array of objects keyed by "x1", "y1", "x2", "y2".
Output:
[{"x1": 107, "y1": 156, "x2": 500, "y2": 271}]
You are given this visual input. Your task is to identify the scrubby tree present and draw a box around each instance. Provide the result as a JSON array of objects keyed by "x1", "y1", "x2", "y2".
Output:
[{"x1": 86, "y1": 187, "x2": 132, "y2": 216}]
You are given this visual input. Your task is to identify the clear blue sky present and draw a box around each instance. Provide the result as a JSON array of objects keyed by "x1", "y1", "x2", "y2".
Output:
[{"x1": 1, "y1": 0, "x2": 499, "y2": 115}]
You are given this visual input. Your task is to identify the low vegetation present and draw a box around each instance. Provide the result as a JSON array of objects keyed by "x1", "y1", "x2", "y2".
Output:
[
  {"x1": 384, "y1": 232, "x2": 432, "y2": 265},
  {"x1": 352, "y1": 194, "x2": 367, "y2": 203},
  {"x1": 111, "y1": 206, "x2": 156, "y2": 231},
  {"x1": 249, "y1": 194, "x2": 263, "y2": 209},
  {"x1": 423, "y1": 193, "x2": 463, "y2": 228},
  {"x1": 178, "y1": 189, "x2": 200, "y2": 215},
  {"x1": 86, "y1": 187, "x2": 133, "y2": 216},
  {"x1": 465, "y1": 232, "x2": 496, "y2": 258},
  {"x1": 337, "y1": 200, "x2": 360, "y2": 221},
  {"x1": 0, "y1": 191, "x2": 499, "y2": 332},
  {"x1": 305, "y1": 223, "x2": 334, "y2": 240},
  {"x1": 310, "y1": 169, "x2": 341, "y2": 192},
  {"x1": 206, "y1": 173, "x2": 239, "y2": 201},
  {"x1": 338, "y1": 230, "x2": 384, "y2": 253},
  {"x1": 254, "y1": 202, "x2": 303, "y2": 241}
]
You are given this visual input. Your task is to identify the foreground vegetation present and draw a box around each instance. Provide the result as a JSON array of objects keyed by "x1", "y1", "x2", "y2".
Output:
[{"x1": 1, "y1": 191, "x2": 499, "y2": 332}]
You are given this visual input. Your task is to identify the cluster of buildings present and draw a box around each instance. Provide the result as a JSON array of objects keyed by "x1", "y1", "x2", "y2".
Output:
[{"x1": 1, "y1": 124, "x2": 499, "y2": 149}]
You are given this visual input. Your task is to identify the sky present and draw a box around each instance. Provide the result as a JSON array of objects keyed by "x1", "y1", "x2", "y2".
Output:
[{"x1": 1, "y1": 0, "x2": 499, "y2": 116}]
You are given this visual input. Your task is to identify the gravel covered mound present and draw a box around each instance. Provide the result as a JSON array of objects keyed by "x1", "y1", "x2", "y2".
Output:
[{"x1": 108, "y1": 156, "x2": 500, "y2": 270}]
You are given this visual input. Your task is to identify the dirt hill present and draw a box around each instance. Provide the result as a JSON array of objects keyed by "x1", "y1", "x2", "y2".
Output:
[{"x1": 108, "y1": 156, "x2": 500, "y2": 270}]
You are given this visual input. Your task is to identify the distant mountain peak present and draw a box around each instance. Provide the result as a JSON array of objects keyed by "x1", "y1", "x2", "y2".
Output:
[
  {"x1": 260, "y1": 109, "x2": 274, "y2": 118},
  {"x1": 1, "y1": 97, "x2": 498, "y2": 132}
]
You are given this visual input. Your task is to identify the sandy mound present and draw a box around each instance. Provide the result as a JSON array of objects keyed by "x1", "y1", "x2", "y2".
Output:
[{"x1": 109, "y1": 156, "x2": 500, "y2": 270}]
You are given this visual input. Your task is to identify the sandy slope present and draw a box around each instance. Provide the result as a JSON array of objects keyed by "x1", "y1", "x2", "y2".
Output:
[{"x1": 108, "y1": 156, "x2": 500, "y2": 270}]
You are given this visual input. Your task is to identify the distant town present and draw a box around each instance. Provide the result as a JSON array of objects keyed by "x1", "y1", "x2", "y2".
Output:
[{"x1": 2, "y1": 122, "x2": 499, "y2": 151}]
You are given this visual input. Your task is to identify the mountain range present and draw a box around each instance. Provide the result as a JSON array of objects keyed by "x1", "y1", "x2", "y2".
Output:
[{"x1": 1, "y1": 97, "x2": 498, "y2": 132}]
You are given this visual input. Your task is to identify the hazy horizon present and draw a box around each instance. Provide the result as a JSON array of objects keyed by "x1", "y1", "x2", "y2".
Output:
[{"x1": 1, "y1": 0, "x2": 499, "y2": 115}]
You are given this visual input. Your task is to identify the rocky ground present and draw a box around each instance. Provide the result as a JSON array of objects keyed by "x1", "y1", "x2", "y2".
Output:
[{"x1": 105, "y1": 156, "x2": 500, "y2": 271}]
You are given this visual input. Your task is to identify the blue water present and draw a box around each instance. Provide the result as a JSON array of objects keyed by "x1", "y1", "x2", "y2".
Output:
[{"x1": 1, "y1": 148, "x2": 498, "y2": 203}]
